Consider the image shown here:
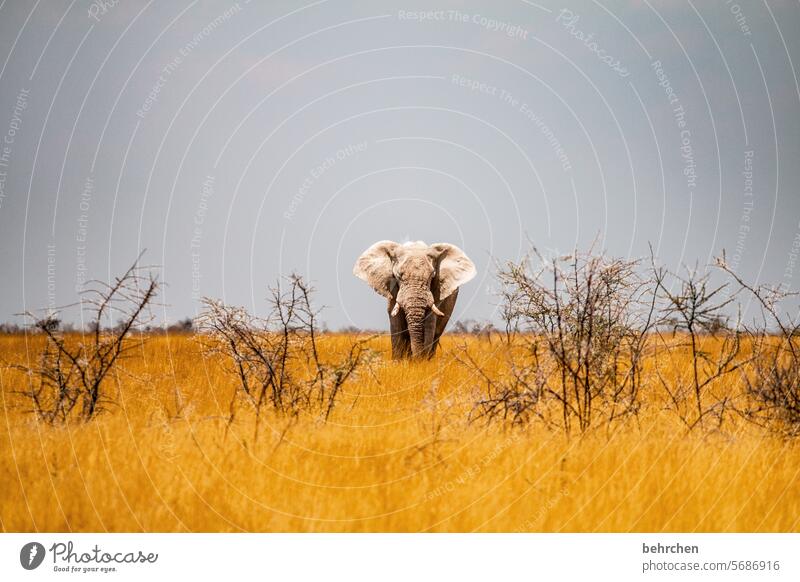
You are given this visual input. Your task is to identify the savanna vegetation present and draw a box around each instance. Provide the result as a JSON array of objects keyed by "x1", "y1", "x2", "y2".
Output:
[{"x1": 1, "y1": 250, "x2": 798, "y2": 532}]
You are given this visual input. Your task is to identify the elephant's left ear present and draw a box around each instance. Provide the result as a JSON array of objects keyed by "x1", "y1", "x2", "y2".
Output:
[{"x1": 430, "y1": 243, "x2": 477, "y2": 300}]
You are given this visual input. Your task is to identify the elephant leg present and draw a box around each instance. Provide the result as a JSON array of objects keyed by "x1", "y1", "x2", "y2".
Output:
[
  {"x1": 429, "y1": 288, "x2": 459, "y2": 357},
  {"x1": 388, "y1": 299, "x2": 411, "y2": 359}
]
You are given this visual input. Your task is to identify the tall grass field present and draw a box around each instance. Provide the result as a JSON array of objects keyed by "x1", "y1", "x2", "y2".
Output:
[{"x1": 2, "y1": 333, "x2": 797, "y2": 532}]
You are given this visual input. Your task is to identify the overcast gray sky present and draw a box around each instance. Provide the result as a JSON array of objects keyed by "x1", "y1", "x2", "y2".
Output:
[{"x1": 0, "y1": 0, "x2": 798, "y2": 329}]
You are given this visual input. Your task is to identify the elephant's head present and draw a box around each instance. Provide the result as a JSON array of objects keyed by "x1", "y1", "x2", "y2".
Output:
[{"x1": 353, "y1": 240, "x2": 476, "y2": 357}]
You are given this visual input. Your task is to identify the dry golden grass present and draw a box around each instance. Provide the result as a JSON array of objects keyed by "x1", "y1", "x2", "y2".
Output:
[{"x1": 1, "y1": 333, "x2": 798, "y2": 532}]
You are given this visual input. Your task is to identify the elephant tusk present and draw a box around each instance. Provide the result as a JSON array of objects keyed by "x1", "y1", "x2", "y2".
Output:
[
  {"x1": 431, "y1": 304, "x2": 444, "y2": 316},
  {"x1": 391, "y1": 302, "x2": 401, "y2": 316}
]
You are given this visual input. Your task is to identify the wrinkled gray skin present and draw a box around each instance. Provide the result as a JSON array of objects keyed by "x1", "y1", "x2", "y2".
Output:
[{"x1": 353, "y1": 241, "x2": 477, "y2": 359}]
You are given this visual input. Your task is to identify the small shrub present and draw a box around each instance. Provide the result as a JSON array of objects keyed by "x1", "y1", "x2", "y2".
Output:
[
  {"x1": 652, "y1": 263, "x2": 750, "y2": 430},
  {"x1": 716, "y1": 256, "x2": 800, "y2": 436},
  {"x1": 196, "y1": 275, "x2": 377, "y2": 432},
  {"x1": 12, "y1": 257, "x2": 159, "y2": 423},
  {"x1": 465, "y1": 246, "x2": 656, "y2": 435}
]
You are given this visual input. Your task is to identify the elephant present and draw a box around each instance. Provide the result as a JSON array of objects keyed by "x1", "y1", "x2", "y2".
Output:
[{"x1": 353, "y1": 240, "x2": 476, "y2": 359}]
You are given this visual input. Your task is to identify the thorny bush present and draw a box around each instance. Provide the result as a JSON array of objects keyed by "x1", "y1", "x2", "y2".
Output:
[
  {"x1": 12, "y1": 256, "x2": 159, "y2": 423},
  {"x1": 464, "y1": 245, "x2": 800, "y2": 438},
  {"x1": 196, "y1": 275, "x2": 377, "y2": 433}
]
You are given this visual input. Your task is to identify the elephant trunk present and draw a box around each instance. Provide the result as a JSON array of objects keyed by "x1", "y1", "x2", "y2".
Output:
[
  {"x1": 397, "y1": 283, "x2": 436, "y2": 358},
  {"x1": 405, "y1": 305, "x2": 428, "y2": 358}
]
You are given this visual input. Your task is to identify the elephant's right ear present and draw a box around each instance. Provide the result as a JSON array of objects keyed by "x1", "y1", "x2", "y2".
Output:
[{"x1": 353, "y1": 240, "x2": 398, "y2": 299}]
